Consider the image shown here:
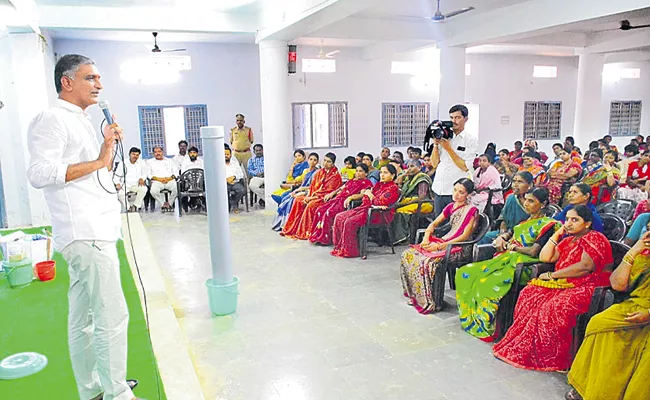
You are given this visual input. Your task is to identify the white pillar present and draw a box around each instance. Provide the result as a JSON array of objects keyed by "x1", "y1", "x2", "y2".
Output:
[
  {"x1": 573, "y1": 53, "x2": 605, "y2": 145},
  {"x1": 259, "y1": 40, "x2": 292, "y2": 210},
  {"x1": 437, "y1": 46, "x2": 466, "y2": 119},
  {"x1": 0, "y1": 33, "x2": 53, "y2": 228}
]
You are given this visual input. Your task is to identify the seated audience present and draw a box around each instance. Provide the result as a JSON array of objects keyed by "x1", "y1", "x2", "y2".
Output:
[
  {"x1": 566, "y1": 230, "x2": 650, "y2": 400},
  {"x1": 624, "y1": 203, "x2": 650, "y2": 247},
  {"x1": 330, "y1": 165, "x2": 400, "y2": 258},
  {"x1": 247, "y1": 144, "x2": 265, "y2": 206},
  {"x1": 544, "y1": 148, "x2": 582, "y2": 205},
  {"x1": 603, "y1": 134, "x2": 618, "y2": 153},
  {"x1": 422, "y1": 155, "x2": 435, "y2": 177},
  {"x1": 224, "y1": 144, "x2": 245, "y2": 213},
  {"x1": 372, "y1": 147, "x2": 391, "y2": 169},
  {"x1": 172, "y1": 139, "x2": 188, "y2": 172},
  {"x1": 525, "y1": 140, "x2": 548, "y2": 163},
  {"x1": 619, "y1": 144, "x2": 640, "y2": 181},
  {"x1": 309, "y1": 163, "x2": 373, "y2": 245},
  {"x1": 493, "y1": 205, "x2": 612, "y2": 371},
  {"x1": 114, "y1": 147, "x2": 148, "y2": 212},
  {"x1": 555, "y1": 183, "x2": 604, "y2": 233},
  {"x1": 479, "y1": 171, "x2": 533, "y2": 245},
  {"x1": 518, "y1": 151, "x2": 546, "y2": 185},
  {"x1": 391, "y1": 151, "x2": 407, "y2": 170},
  {"x1": 456, "y1": 187, "x2": 559, "y2": 341},
  {"x1": 281, "y1": 152, "x2": 342, "y2": 239},
  {"x1": 580, "y1": 149, "x2": 619, "y2": 203},
  {"x1": 271, "y1": 149, "x2": 310, "y2": 204},
  {"x1": 355, "y1": 152, "x2": 365, "y2": 165},
  {"x1": 400, "y1": 178, "x2": 478, "y2": 314},
  {"x1": 148, "y1": 146, "x2": 178, "y2": 212},
  {"x1": 180, "y1": 146, "x2": 204, "y2": 174},
  {"x1": 617, "y1": 151, "x2": 650, "y2": 202},
  {"x1": 510, "y1": 141, "x2": 523, "y2": 161},
  {"x1": 392, "y1": 159, "x2": 433, "y2": 244},
  {"x1": 564, "y1": 136, "x2": 582, "y2": 161},
  {"x1": 340, "y1": 156, "x2": 357, "y2": 181},
  {"x1": 271, "y1": 153, "x2": 319, "y2": 231},
  {"x1": 544, "y1": 143, "x2": 564, "y2": 169},
  {"x1": 362, "y1": 154, "x2": 381, "y2": 184},
  {"x1": 494, "y1": 149, "x2": 519, "y2": 177},
  {"x1": 409, "y1": 147, "x2": 423, "y2": 162},
  {"x1": 471, "y1": 153, "x2": 504, "y2": 213}
]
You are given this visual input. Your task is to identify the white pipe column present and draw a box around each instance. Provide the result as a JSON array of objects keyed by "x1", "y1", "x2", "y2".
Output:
[
  {"x1": 437, "y1": 45, "x2": 466, "y2": 119},
  {"x1": 200, "y1": 126, "x2": 233, "y2": 285},
  {"x1": 573, "y1": 53, "x2": 605, "y2": 144},
  {"x1": 259, "y1": 40, "x2": 292, "y2": 210}
]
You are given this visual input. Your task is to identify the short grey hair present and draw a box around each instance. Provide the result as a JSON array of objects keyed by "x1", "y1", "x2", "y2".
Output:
[
  {"x1": 408, "y1": 159, "x2": 423, "y2": 168},
  {"x1": 54, "y1": 54, "x2": 95, "y2": 93}
]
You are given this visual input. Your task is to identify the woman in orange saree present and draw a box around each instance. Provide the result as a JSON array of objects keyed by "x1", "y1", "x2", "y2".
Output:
[
  {"x1": 493, "y1": 205, "x2": 612, "y2": 372},
  {"x1": 281, "y1": 152, "x2": 343, "y2": 240}
]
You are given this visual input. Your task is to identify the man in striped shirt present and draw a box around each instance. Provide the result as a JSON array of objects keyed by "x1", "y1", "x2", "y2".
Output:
[{"x1": 248, "y1": 143, "x2": 265, "y2": 206}]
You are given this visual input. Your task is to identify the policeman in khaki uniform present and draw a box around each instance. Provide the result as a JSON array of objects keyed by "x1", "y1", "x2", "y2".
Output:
[{"x1": 230, "y1": 113, "x2": 254, "y2": 167}]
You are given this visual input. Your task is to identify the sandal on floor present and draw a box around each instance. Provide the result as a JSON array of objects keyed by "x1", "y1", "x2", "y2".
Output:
[{"x1": 565, "y1": 389, "x2": 583, "y2": 400}]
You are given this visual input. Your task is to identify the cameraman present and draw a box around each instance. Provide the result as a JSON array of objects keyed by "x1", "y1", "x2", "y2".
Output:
[{"x1": 430, "y1": 104, "x2": 478, "y2": 216}]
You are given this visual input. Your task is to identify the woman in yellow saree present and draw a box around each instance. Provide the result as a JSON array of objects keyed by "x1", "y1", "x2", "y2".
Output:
[{"x1": 566, "y1": 228, "x2": 650, "y2": 400}]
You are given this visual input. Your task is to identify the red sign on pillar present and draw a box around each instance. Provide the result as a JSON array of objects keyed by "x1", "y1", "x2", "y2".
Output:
[{"x1": 288, "y1": 45, "x2": 297, "y2": 74}]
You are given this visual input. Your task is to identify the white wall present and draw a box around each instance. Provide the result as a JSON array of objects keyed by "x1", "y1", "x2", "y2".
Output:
[
  {"x1": 465, "y1": 54, "x2": 579, "y2": 156},
  {"x1": 600, "y1": 61, "x2": 650, "y2": 151},
  {"x1": 288, "y1": 46, "x2": 440, "y2": 162},
  {"x1": 52, "y1": 40, "x2": 263, "y2": 156}
]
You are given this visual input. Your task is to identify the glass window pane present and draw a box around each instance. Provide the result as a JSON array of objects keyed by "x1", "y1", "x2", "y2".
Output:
[
  {"x1": 162, "y1": 106, "x2": 186, "y2": 156},
  {"x1": 312, "y1": 104, "x2": 330, "y2": 148}
]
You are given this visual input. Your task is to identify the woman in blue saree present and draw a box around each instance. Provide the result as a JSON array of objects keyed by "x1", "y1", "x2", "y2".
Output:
[
  {"x1": 271, "y1": 153, "x2": 319, "y2": 231},
  {"x1": 271, "y1": 149, "x2": 310, "y2": 204}
]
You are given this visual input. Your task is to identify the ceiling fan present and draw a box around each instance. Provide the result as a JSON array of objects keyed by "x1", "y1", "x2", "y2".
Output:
[
  {"x1": 420, "y1": 0, "x2": 475, "y2": 22},
  {"x1": 619, "y1": 20, "x2": 650, "y2": 31},
  {"x1": 316, "y1": 39, "x2": 340, "y2": 59},
  {"x1": 148, "y1": 32, "x2": 186, "y2": 53}
]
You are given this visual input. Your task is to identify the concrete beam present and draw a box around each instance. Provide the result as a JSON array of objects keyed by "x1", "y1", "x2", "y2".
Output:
[
  {"x1": 444, "y1": 0, "x2": 650, "y2": 47},
  {"x1": 5, "y1": 0, "x2": 40, "y2": 34},
  {"x1": 585, "y1": 30, "x2": 650, "y2": 54},
  {"x1": 605, "y1": 50, "x2": 650, "y2": 63},
  {"x1": 36, "y1": 5, "x2": 258, "y2": 34},
  {"x1": 307, "y1": 17, "x2": 446, "y2": 42},
  {"x1": 256, "y1": 0, "x2": 379, "y2": 43},
  {"x1": 361, "y1": 40, "x2": 436, "y2": 60}
]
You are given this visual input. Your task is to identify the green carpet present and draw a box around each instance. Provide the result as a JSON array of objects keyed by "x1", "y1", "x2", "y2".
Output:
[{"x1": 0, "y1": 227, "x2": 166, "y2": 399}]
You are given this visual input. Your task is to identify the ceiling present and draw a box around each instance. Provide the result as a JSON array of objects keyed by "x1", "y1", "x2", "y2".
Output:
[
  {"x1": 33, "y1": 0, "x2": 263, "y2": 12},
  {"x1": 44, "y1": 28, "x2": 255, "y2": 44}
]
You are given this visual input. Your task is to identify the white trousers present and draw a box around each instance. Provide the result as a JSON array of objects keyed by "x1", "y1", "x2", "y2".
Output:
[
  {"x1": 118, "y1": 185, "x2": 147, "y2": 209},
  {"x1": 62, "y1": 241, "x2": 134, "y2": 400},
  {"x1": 150, "y1": 180, "x2": 178, "y2": 206},
  {"x1": 249, "y1": 177, "x2": 265, "y2": 199}
]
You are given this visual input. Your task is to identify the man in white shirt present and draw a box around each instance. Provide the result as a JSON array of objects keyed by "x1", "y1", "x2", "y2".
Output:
[
  {"x1": 172, "y1": 139, "x2": 188, "y2": 172},
  {"x1": 114, "y1": 147, "x2": 148, "y2": 212},
  {"x1": 224, "y1": 144, "x2": 245, "y2": 213},
  {"x1": 26, "y1": 54, "x2": 139, "y2": 400},
  {"x1": 180, "y1": 146, "x2": 204, "y2": 174},
  {"x1": 544, "y1": 142, "x2": 564, "y2": 169},
  {"x1": 431, "y1": 104, "x2": 479, "y2": 216},
  {"x1": 148, "y1": 146, "x2": 178, "y2": 211}
]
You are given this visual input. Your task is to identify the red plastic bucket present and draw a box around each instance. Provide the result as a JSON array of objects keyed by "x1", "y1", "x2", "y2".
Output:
[{"x1": 35, "y1": 260, "x2": 56, "y2": 282}]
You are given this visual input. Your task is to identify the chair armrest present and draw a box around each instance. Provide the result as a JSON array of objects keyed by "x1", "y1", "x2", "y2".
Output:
[
  {"x1": 415, "y1": 229, "x2": 426, "y2": 244},
  {"x1": 474, "y1": 244, "x2": 495, "y2": 262},
  {"x1": 529, "y1": 263, "x2": 555, "y2": 277}
]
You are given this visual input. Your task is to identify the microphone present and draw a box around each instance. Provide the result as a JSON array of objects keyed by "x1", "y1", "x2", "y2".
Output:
[{"x1": 98, "y1": 100, "x2": 114, "y2": 125}]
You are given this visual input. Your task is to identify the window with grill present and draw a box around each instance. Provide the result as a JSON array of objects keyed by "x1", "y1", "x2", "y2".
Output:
[
  {"x1": 609, "y1": 101, "x2": 642, "y2": 136},
  {"x1": 138, "y1": 104, "x2": 208, "y2": 158},
  {"x1": 523, "y1": 101, "x2": 562, "y2": 140},
  {"x1": 292, "y1": 102, "x2": 348, "y2": 149},
  {"x1": 382, "y1": 103, "x2": 430, "y2": 146}
]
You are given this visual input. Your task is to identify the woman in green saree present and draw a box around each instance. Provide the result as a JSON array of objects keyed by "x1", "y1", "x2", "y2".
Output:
[
  {"x1": 392, "y1": 159, "x2": 433, "y2": 244},
  {"x1": 566, "y1": 228, "x2": 650, "y2": 400},
  {"x1": 455, "y1": 187, "x2": 560, "y2": 342}
]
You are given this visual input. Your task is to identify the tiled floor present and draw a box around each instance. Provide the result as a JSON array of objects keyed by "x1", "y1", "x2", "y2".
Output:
[{"x1": 141, "y1": 209, "x2": 571, "y2": 400}]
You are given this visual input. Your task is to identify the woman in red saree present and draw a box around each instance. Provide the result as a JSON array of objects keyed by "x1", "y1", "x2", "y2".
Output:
[
  {"x1": 493, "y1": 205, "x2": 612, "y2": 372},
  {"x1": 309, "y1": 164, "x2": 373, "y2": 245},
  {"x1": 281, "y1": 152, "x2": 343, "y2": 240},
  {"x1": 543, "y1": 148, "x2": 582, "y2": 205},
  {"x1": 330, "y1": 165, "x2": 400, "y2": 258}
]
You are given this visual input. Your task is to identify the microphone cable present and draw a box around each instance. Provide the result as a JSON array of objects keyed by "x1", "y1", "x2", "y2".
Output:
[{"x1": 99, "y1": 118, "x2": 162, "y2": 400}]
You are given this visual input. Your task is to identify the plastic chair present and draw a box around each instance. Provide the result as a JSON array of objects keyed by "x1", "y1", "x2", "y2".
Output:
[
  {"x1": 358, "y1": 203, "x2": 402, "y2": 259},
  {"x1": 177, "y1": 169, "x2": 206, "y2": 216},
  {"x1": 545, "y1": 204, "x2": 562, "y2": 218},
  {"x1": 601, "y1": 213, "x2": 627, "y2": 242},
  {"x1": 596, "y1": 199, "x2": 636, "y2": 222}
]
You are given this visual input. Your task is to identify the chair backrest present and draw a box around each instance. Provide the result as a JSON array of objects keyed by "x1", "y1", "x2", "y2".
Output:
[
  {"x1": 179, "y1": 169, "x2": 205, "y2": 192},
  {"x1": 601, "y1": 213, "x2": 627, "y2": 242},
  {"x1": 610, "y1": 240, "x2": 630, "y2": 269},
  {"x1": 545, "y1": 204, "x2": 562, "y2": 218},
  {"x1": 501, "y1": 175, "x2": 512, "y2": 191},
  {"x1": 596, "y1": 200, "x2": 635, "y2": 222},
  {"x1": 470, "y1": 213, "x2": 490, "y2": 243}
]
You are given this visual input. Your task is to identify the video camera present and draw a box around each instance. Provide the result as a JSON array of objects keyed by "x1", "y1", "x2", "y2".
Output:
[{"x1": 423, "y1": 120, "x2": 454, "y2": 155}]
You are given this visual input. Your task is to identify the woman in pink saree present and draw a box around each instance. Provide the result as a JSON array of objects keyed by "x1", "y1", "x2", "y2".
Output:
[
  {"x1": 400, "y1": 178, "x2": 479, "y2": 314},
  {"x1": 471, "y1": 154, "x2": 504, "y2": 213},
  {"x1": 309, "y1": 164, "x2": 373, "y2": 245}
]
